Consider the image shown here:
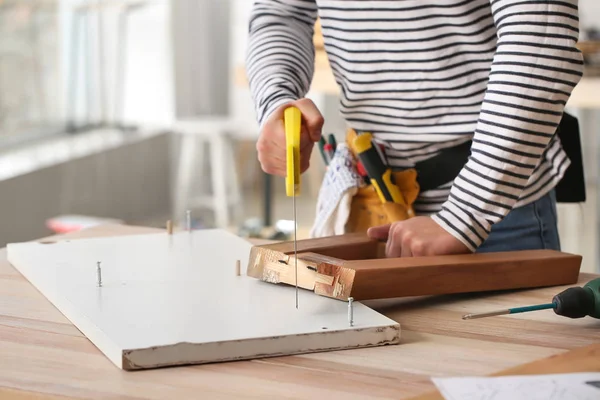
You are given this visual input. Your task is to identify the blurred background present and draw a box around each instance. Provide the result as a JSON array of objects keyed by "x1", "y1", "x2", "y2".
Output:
[{"x1": 0, "y1": 0, "x2": 598, "y2": 273}]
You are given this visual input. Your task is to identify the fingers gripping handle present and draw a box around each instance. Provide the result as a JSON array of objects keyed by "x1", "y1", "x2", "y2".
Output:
[{"x1": 285, "y1": 106, "x2": 302, "y2": 197}]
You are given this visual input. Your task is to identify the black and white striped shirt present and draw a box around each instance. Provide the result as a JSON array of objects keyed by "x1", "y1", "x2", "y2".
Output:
[{"x1": 245, "y1": 0, "x2": 584, "y2": 251}]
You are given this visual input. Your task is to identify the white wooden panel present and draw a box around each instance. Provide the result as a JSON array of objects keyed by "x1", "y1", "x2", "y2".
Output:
[{"x1": 7, "y1": 230, "x2": 400, "y2": 370}]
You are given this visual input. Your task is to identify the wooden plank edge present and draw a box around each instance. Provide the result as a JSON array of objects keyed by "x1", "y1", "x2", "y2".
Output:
[
  {"x1": 254, "y1": 232, "x2": 379, "y2": 259},
  {"x1": 407, "y1": 343, "x2": 600, "y2": 400},
  {"x1": 348, "y1": 250, "x2": 582, "y2": 300},
  {"x1": 345, "y1": 249, "x2": 582, "y2": 270}
]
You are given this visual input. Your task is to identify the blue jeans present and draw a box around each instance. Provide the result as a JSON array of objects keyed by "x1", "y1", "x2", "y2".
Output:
[{"x1": 476, "y1": 190, "x2": 561, "y2": 253}]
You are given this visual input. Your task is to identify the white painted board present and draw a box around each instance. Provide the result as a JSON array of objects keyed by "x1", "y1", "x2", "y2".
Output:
[{"x1": 7, "y1": 230, "x2": 400, "y2": 370}]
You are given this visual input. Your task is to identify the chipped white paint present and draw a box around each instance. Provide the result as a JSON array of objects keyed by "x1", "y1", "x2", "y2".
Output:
[{"x1": 7, "y1": 230, "x2": 400, "y2": 370}]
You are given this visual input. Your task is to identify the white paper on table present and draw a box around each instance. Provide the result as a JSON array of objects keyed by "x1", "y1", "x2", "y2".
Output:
[{"x1": 432, "y1": 373, "x2": 600, "y2": 400}]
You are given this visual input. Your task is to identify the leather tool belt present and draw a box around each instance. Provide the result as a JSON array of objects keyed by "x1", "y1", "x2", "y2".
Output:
[
  {"x1": 343, "y1": 128, "x2": 471, "y2": 232},
  {"x1": 343, "y1": 111, "x2": 585, "y2": 233}
]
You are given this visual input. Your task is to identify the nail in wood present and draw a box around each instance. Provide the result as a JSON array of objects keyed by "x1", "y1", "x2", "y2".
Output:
[
  {"x1": 348, "y1": 297, "x2": 354, "y2": 326},
  {"x1": 166, "y1": 220, "x2": 173, "y2": 235}
]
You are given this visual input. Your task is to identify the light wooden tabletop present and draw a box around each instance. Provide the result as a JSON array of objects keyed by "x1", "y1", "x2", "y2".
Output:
[{"x1": 1, "y1": 224, "x2": 599, "y2": 399}]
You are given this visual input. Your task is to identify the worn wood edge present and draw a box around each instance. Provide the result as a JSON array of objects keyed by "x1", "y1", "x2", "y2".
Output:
[
  {"x1": 247, "y1": 246, "x2": 357, "y2": 300},
  {"x1": 122, "y1": 324, "x2": 401, "y2": 370},
  {"x1": 301, "y1": 253, "x2": 357, "y2": 300},
  {"x1": 347, "y1": 250, "x2": 582, "y2": 300},
  {"x1": 408, "y1": 343, "x2": 600, "y2": 400}
]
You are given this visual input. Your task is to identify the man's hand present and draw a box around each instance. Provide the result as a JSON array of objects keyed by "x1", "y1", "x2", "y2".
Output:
[
  {"x1": 256, "y1": 98, "x2": 324, "y2": 176},
  {"x1": 367, "y1": 216, "x2": 471, "y2": 257}
]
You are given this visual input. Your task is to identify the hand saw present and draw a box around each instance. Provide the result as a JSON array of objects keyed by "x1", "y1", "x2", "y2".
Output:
[{"x1": 284, "y1": 106, "x2": 301, "y2": 309}]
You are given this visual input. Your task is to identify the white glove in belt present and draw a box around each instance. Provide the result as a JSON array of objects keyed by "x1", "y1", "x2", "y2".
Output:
[{"x1": 309, "y1": 143, "x2": 363, "y2": 238}]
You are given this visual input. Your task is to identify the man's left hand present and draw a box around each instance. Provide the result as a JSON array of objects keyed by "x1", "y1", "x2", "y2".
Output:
[{"x1": 367, "y1": 216, "x2": 471, "y2": 257}]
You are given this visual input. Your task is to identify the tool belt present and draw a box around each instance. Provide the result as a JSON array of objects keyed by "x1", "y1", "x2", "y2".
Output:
[
  {"x1": 343, "y1": 111, "x2": 585, "y2": 233},
  {"x1": 343, "y1": 128, "x2": 472, "y2": 232}
]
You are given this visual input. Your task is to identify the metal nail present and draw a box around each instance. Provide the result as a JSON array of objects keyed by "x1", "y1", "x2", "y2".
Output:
[
  {"x1": 97, "y1": 261, "x2": 102, "y2": 287},
  {"x1": 348, "y1": 297, "x2": 354, "y2": 326}
]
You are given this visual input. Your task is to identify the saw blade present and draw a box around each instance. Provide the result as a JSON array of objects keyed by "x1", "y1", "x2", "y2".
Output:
[
  {"x1": 293, "y1": 181, "x2": 297, "y2": 308},
  {"x1": 284, "y1": 106, "x2": 301, "y2": 309}
]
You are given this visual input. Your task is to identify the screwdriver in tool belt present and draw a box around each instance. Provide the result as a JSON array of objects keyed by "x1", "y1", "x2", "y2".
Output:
[
  {"x1": 284, "y1": 106, "x2": 301, "y2": 309},
  {"x1": 352, "y1": 132, "x2": 408, "y2": 208},
  {"x1": 462, "y1": 278, "x2": 600, "y2": 320}
]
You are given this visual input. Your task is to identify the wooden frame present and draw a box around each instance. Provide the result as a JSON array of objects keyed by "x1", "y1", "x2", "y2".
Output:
[{"x1": 247, "y1": 233, "x2": 582, "y2": 301}]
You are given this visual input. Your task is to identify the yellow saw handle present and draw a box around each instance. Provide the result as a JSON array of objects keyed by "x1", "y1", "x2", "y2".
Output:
[{"x1": 285, "y1": 106, "x2": 301, "y2": 197}]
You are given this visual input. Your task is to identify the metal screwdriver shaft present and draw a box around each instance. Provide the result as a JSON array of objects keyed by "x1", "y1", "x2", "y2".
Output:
[
  {"x1": 463, "y1": 278, "x2": 600, "y2": 321},
  {"x1": 462, "y1": 303, "x2": 555, "y2": 320}
]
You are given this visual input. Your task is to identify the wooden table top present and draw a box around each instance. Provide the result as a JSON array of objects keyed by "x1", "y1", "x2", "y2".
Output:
[{"x1": 1, "y1": 224, "x2": 599, "y2": 399}]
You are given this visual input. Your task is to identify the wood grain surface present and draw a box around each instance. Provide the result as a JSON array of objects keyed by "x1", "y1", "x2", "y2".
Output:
[
  {"x1": 409, "y1": 342, "x2": 600, "y2": 399},
  {"x1": 347, "y1": 249, "x2": 581, "y2": 300},
  {"x1": 1, "y1": 224, "x2": 599, "y2": 399}
]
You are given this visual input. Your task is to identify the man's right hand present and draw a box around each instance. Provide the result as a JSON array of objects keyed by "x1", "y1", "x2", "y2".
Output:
[{"x1": 256, "y1": 98, "x2": 324, "y2": 176}]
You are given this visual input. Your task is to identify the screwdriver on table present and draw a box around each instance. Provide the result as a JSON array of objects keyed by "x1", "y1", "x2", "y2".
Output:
[
  {"x1": 285, "y1": 106, "x2": 301, "y2": 309},
  {"x1": 462, "y1": 277, "x2": 600, "y2": 320}
]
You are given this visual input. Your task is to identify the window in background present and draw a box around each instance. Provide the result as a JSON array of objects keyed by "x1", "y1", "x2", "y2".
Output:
[
  {"x1": 0, "y1": 0, "x2": 63, "y2": 148},
  {"x1": 0, "y1": 0, "x2": 173, "y2": 153}
]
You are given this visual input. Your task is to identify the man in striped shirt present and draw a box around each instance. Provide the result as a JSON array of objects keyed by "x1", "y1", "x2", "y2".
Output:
[{"x1": 246, "y1": 0, "x2": 584, "y2": 257}]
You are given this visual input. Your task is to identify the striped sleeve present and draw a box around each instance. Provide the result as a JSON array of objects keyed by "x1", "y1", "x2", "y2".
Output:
[
  {"x1": 245, "y1": 0, "x2": 318, "y2": 127},
  {"x1": 431, "y1": 0, "x2": 584, "y2": 251}
]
